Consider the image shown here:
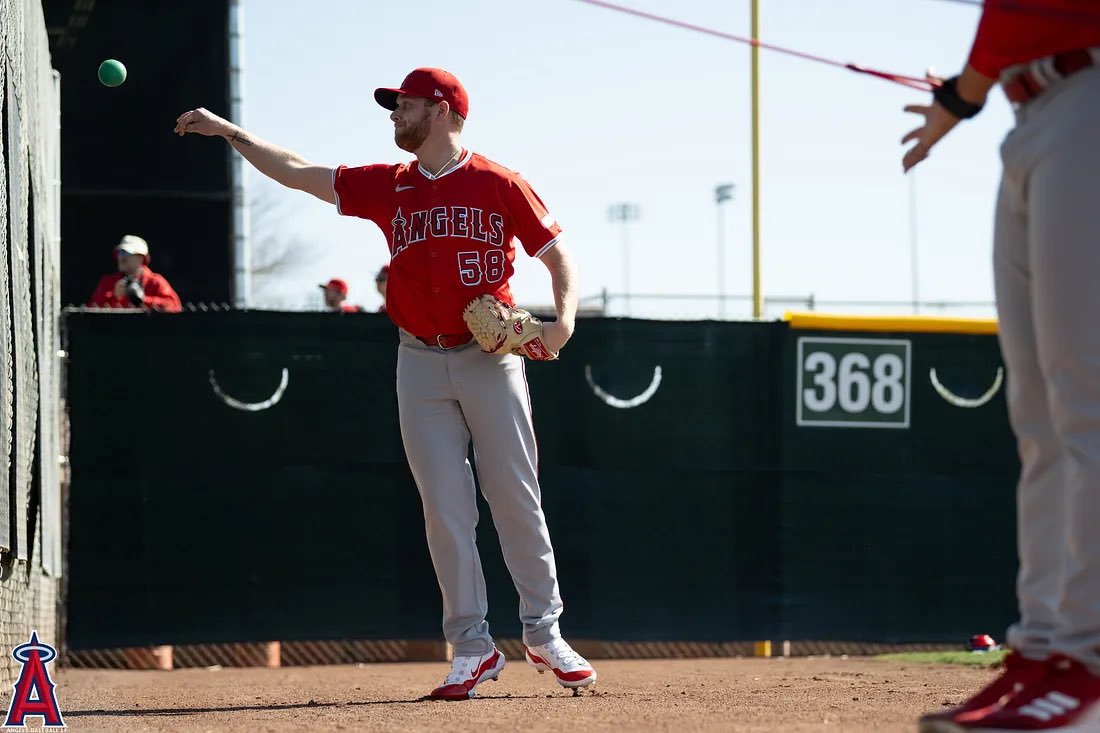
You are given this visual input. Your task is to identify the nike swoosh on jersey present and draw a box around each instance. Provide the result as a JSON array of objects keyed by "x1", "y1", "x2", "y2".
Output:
[{"x1": 395, "y1": 185, "x2": 415, "y2": 192}]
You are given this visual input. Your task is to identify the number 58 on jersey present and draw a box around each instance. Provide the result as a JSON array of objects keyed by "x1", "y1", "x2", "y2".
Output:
[{"x1": 796, "y1": 337, "x2": 911, "y2": 428}]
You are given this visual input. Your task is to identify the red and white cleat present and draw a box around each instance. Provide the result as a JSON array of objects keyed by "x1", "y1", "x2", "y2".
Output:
[
  {"x1": 525, "y1": 638, "x2": 597, "y2": 689},
  {"x1": 428, "y1": 647, "x2": 505, "y2": 701},
  {"x1": 919, "y1": 651, "x2": 1048, "y2": 733},
  {"x1": 941, "y1": 655, "x2": 1100, "y2": 731}
]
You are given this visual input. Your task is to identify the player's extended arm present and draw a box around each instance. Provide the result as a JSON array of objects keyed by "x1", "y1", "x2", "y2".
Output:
[
  {"x1": 537, "y1": 243, "x2": 579, "y2": 353},
  {"x1": 174, "y1": 108, "x2": 335, "y2": 204}
]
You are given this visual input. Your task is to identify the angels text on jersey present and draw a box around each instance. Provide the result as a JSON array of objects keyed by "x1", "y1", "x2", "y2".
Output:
[{"x1": 390, "y1": 206, "x2": 506, "y2": 256}]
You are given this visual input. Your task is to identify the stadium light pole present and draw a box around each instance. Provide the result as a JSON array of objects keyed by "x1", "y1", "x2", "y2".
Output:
[
  {"x1": 716, "y1": 184, "x2": 735, "y2": 318},
  {"x1": 608, "y1": 203, "x2": 640, "y2": 316},
  {"x1": 750, "y1": 0, "x2": 762, "y2": 319}
]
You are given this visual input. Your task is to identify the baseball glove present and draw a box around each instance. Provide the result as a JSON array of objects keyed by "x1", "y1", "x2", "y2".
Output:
[{"x1": 462, "y1": 295, "x2": 558, "y2": 361}]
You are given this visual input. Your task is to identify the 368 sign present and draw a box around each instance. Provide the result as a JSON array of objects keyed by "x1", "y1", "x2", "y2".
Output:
[{"x1": 796, "y1": 337, "x2": 911, "y2": 428}]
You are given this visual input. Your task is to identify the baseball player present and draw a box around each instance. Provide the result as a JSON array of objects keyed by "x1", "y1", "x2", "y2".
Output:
[
  {"x1": 318, "y1": 277, "x2": 362, "y2": 313},
  {"x1": 173, "y1": 66, "x2": 595, "y2": 700},
  {"x1": 903, "y1": 2, "x2": 1100, "y2": 731},
  {"x1": 375, "y1": 265, "x2": 389, "y2": 312}
]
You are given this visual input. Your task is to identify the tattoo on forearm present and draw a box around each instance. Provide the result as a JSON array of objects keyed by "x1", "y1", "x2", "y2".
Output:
[{"x1": 228, "y1": 131, "x2": 253, "y2": 147}]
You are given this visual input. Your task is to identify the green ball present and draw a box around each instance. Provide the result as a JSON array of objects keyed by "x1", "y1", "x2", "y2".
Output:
[{"x1": 97, "y1": 59, "x2": 127, "y2": 88}]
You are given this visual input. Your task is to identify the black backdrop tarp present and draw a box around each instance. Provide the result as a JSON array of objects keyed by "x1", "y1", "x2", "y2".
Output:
[
  {"x1": 45, "y1": 0, "x2": 233, "y2": 306},
  {"x1": 63, "y1": 312, "x2": 1018, "y2": 648}
]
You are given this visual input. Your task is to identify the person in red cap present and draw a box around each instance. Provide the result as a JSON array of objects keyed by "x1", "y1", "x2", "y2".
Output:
[
  {"x1": 174, "y1": 66, "x2": 589, "y2": 700},
  {"x1": 318, "y1": 277, "x2": 361, "y2": 313},
  {"x1": 904, "y1": 2, "x2": 1100, "y2": 731},
  {"x1": 87, "y1": 234, "x2": 182, "y2": 312}
]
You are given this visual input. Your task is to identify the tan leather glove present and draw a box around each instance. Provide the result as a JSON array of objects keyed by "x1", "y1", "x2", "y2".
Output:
[{"x1": 462, "y1": 295, "x2": 558, "y2": 361}]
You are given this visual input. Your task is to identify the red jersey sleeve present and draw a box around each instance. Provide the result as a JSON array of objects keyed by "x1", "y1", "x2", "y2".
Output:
[
  {"x1": 501, "y1": 174, "x2": 563, "y2": 258},
  {"x1": 332, "y1": 164, "x2": 397, "y2": 222}
]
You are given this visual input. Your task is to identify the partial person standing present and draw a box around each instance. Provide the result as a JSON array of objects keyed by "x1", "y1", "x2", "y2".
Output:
[
  {"x1": 375, "y1": 265, "x2": 389, "y2": 312},
  {"x1": 319, "y1": 277, "x2": 362, "y2": 313},
  {"x1": 87, "y1": 235, "x2": 182, "y2": 313},
  {"x1": 174, "y1": 66, "x2": 594, "y2": 700},
  {"x1": 902, "y1": 2, "x2": 1100, "y2": 731}
]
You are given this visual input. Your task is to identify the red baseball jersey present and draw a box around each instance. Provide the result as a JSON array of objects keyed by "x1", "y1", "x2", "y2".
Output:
[
  {"x1": 969, "y1": 0, "x2": 1100, "y2": 78},
  {"x1": 332, "y1": 150, "x2": 562, "y2": 338}
]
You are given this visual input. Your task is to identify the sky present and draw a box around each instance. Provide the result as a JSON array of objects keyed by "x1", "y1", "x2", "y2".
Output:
[{"x1": 239, "y1": 0, "x2": 1010, "y2": 319}]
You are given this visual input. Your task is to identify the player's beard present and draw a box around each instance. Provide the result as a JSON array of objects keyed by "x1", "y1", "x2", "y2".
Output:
[{"x1": 395, "y1": 110, "x2": 431, "y2": 153}]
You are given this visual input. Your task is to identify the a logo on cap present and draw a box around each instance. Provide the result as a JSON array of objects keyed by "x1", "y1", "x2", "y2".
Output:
[{"x1": 434, "y1": 89, "x2": 444, "y2": 97}]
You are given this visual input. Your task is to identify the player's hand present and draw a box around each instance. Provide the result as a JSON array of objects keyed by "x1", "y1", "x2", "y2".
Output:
[
  {"x1": 540, "y1": 320, "x2": 574, "y2": 355},
  {"x1": 113, "y1": 279, "x2": 128, "y2": 299},
  {"x1": 901, "y1": 100, "x2": 960, "y2": 172},
  {"x1": 174, "y1": 107, "x2": 232, "y2": 138}
]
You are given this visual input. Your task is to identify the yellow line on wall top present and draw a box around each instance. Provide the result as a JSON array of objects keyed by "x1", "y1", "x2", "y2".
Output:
[{"x1": 784, "y1": 312, "x2": 998, "y2": 335}]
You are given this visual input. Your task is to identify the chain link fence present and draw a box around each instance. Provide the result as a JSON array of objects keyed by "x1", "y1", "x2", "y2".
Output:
[{"x1": 0, "y1": 0, "x2": 64, "y2": 685}]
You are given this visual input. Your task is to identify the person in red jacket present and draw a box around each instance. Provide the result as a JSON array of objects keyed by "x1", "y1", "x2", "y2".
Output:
[
  {"x1": 318, "y1": 277, "x2": 362, "y2": 313},
  {"x1": 904, "y1": 2, "x2": 1100, "y2": 731},
  {"x1": 87, "y1": 235, "x2": 182, "y2": 312}
]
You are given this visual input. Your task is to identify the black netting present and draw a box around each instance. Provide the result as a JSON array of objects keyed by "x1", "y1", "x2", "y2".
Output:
[{"x1": 0, "y1": 0, "x2": 64, "y2": 685}]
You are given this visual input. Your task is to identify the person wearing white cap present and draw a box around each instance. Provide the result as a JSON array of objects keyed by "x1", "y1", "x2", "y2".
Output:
[{"x1": 87, "y1": 234, "x2": 182, "y2": 312}]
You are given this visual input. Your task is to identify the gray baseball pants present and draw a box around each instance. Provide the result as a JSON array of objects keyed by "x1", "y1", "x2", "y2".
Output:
[
  {"x1": 395, "y1": 330, "x2": 562, "y2": 656},
  {"x1": 995, "y1": 62, "x2": 1100, "y2": 673}
]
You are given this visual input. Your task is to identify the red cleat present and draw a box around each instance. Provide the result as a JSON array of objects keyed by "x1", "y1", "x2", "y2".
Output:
[
  {"x1": 428, "y1": 647, "x2": 505, "y2": 701},
  {"x1": 919, "y1": 651, "x2": 1048, "y2": 733},
  {"x1": 525, "y1": 638, "x2": 597, "y2": 689},
  {"x1": 949, "y1": 655, "x2": 1100, "y2": 731}
]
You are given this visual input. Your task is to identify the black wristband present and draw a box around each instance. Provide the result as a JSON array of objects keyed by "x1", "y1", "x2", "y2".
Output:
[{"x1": 933, "y1": 76, "x2": 984, "y2": 120}]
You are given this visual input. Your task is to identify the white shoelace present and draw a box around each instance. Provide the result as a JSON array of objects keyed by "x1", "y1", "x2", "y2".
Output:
[
  {"x1": 444, "y1": 655, "x2": 476, "y2": 684},
  {"x1": 544, "y1": 640, "x2": 583, "y2": 667}
]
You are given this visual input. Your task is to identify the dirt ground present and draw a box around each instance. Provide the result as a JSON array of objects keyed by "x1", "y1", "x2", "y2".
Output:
[{"x1": 54, "y1": 657, "x2": 996, "y2": 732}]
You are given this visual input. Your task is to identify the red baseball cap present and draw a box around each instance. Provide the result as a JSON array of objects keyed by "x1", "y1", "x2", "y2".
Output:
[
  {"x1": 319, "y1": 278, "x2": 349, "y2": 296},
  {"x1": 374, "y1": 67, "x2": 469, "y2": 119}
]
